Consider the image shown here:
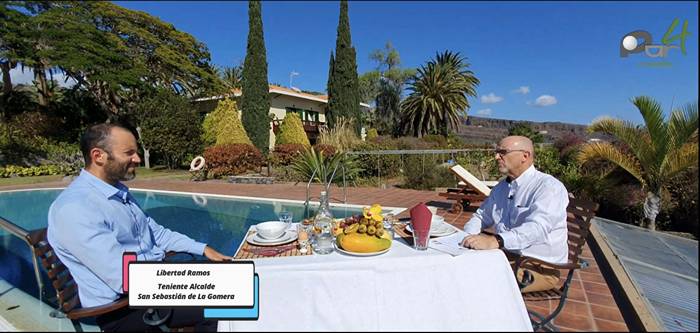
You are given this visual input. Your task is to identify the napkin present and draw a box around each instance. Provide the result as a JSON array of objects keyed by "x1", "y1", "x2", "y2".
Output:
[
  {"x1": 410, "y1": 202, "x2": 432, "y2": 233},
  {"x1": 430, "y1": 231, "x2": 472, "y2": 256}
]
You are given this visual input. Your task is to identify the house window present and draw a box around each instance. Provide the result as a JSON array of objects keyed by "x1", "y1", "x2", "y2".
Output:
[{"x1": 285, "y1": 107, "x2": 319, "y2": 123}]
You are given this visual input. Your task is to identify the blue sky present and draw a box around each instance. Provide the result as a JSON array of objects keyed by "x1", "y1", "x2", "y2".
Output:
[{"x1": 13, "y1": 1, "x2": 699, "y2": 125}]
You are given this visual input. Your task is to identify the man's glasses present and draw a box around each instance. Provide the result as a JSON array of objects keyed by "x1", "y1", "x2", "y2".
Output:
[{"x1": 495, "y1": 148, "x2": 529, "y2": 157}]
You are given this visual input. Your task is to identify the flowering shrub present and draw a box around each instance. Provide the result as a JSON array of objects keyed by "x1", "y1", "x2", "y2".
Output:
[{"x1": 203, "y1": 144, "x2": 265, "y2": 178}]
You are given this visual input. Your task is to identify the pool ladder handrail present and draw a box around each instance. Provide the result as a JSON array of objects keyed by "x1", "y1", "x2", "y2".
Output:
[
  {"x1": 304, "y1": 159, "x2": 347, "y2": 219},
  {"x1": 0, "y1": 216, "x2": 49, "y2": 306}
]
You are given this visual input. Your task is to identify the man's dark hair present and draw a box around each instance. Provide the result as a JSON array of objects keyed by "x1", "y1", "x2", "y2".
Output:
[{"x1": 80, "y1": 123, "x2": 131, "y2": 165}]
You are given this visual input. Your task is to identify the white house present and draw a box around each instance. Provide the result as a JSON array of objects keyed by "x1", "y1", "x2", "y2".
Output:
[{"x1": 195, "y1": 84, "x2": 370, "y2": 149}]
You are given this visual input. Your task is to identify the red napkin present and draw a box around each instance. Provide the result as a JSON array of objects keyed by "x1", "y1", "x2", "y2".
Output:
[{"x1": 410, "y1": 202, "x2": 432, "y2": 233}]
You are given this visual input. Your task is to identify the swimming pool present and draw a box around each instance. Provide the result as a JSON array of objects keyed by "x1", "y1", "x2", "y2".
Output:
[{"x1": 0, "y1": 188, "x2": 381, "y2": 300}]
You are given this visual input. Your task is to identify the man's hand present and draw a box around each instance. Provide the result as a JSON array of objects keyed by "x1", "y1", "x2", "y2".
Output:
[
  {"x1": 460, "y1": 234, "x2": 499, "y2": 250},
  {"x1": 203, "y1": 246, "x2": 233, "y2": 261}
]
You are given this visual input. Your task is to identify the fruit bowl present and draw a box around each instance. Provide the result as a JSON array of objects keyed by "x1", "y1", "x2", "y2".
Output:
[{"x1": 335, "y1": 204, "x2": 392, "y2": 254}]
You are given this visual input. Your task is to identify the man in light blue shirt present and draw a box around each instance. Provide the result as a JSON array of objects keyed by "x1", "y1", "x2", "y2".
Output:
[
  {"x1": 48, "y1": 123, "x2": 230, "y2": 331},
  {"x1": 461, "y1": 136, "x2": 569, "y2": 293}
]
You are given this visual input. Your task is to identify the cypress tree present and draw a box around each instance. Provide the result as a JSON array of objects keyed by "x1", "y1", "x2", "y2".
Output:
[
  {"x1": 326, "y1": 0, "x2": 361, "y2": 134},
  {"x1": 241, "y1": 0, "x2": 271, "y2": 153},
  {"x1": 326, "y1": 51, "x2": 335, "y2": 124}
]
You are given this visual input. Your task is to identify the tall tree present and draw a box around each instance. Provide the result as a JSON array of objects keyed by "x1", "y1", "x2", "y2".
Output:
[
  {"x1": 0, "y1": 2, "x2": 57, "y2": 109},
  {"x1": 359, "y1": 42, "x2": 416, "y2": 136},
  {"x1": 241, "y1": 0, "x2": 270, "y2": 153},
  {"x1": 326, "y1": 0, "x2": 360, "y2": 134},
  {"x1": 578, "y1": 96, "x2": 698, "y2": 230},
  {"x1": 0, "y1": 2, "x2": 27, "y2": 97},
  {"x1": 2, "y1": 2, "x2": 224, "y2": 119},
  {"x1": 401, "y1": 51, "x2": 479, "y2": 137}
]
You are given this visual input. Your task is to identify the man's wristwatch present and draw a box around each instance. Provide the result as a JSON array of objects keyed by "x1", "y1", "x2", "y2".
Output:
[{"x1": 495, "y1": 234, "x2": 504, "y2": 249}]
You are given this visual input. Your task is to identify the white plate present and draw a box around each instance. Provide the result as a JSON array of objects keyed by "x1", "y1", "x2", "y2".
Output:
[
  {"x1": 406, "y1": 223, "x2": 457, "y2": 237},
  {"x1": 334, "y1": 244, "x2": 390, "y2": 257},
  {"x1": 247, "y1": 230, "x2": 298, "y2": 246}
]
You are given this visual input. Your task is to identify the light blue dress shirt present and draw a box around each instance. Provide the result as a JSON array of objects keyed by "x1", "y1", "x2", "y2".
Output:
[
  {"x1": 47, "y1": 169, "x2": 206, "y2": 307},
  {"x1": 464, "y1": 165, "x2": 570, "y2": 264}
]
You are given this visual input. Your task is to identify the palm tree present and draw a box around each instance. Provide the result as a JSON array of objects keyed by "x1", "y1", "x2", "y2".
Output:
[
  {"x1": 578, "y1": 96, "x2": 698, "y2": 230},
  {"x1": 400, "y1": 51, "x2": 479, "y2": 138},
  {"x1": 216, "y1": 64, "x2": 243, "y2": 90}
]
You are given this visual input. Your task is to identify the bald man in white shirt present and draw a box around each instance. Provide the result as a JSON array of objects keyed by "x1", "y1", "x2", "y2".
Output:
[{"x1": 461, "y1": 136, "x2": 569, "y2": 293}]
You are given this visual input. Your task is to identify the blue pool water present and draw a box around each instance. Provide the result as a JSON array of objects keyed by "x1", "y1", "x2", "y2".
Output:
[{"x1": 0, "y1": 188, "x2": 362, "y2": 299}]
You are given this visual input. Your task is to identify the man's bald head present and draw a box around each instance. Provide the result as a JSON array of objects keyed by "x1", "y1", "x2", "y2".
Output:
[
  {"x1": 500, "y1": 136, "x2": 534, "y2": 156},
  {"x1": 495, "y1": 136, "x2": 535, "y2": 178}
]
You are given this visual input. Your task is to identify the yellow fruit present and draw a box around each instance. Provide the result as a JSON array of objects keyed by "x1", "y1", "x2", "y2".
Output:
[
  {"x1": 358, "y1": 224, "x2": 367, "y2": 234},
  {"x1": 367, "y1": 226, "x2": 376, "y2": 235},
  {"x1": 337, "y1": 232, "x2": 391, "y2": 253}
]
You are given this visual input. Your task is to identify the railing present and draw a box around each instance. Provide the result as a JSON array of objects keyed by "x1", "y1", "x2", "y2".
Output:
[
  {"x1": 272, "y1": 119, "x2": 326, "y2": 134},
  {"x1": 0, "y1": 216, "x2": 45, "y2": 302},
  {"x1": 301, "y1": 120, "x2": 325, "y2": 133}
]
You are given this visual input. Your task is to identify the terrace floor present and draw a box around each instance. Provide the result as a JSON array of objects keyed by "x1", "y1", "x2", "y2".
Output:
[{"x1": 1, "y1": 177, "x2": 630, "y2": 331}]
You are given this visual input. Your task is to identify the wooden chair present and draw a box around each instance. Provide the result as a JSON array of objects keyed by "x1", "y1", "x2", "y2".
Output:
[
  {"x1": 26, "y1": 228, "x2": 128, "y2": 332},
  {"x1": 26, "y1": 228, "x2": 195, "y2": 332},
  {"x1": 506, "y1": 195, "x2": 599, "y2": 332},
  {"x1": 438, "y1": 164, "x2": 491, "y2": 213}
]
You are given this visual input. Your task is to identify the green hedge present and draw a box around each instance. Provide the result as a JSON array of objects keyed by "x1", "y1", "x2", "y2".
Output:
[{"x1": 1, "y1": 164, "x2": 75, "y2": 178}]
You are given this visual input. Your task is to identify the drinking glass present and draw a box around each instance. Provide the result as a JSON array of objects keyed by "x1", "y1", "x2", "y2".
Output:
[
  {"x1": 412, "y1": 228, "x2": 430, "y2": 251},
  {"x1": 383, "y1": 213, "x2": 396, "y2": 239},
  {"x1": 296, "y1": 223, "x2": 310, "y2": 254},
  {"x1": 279, "y1": 211, "x2": 293, "y2": 229}
]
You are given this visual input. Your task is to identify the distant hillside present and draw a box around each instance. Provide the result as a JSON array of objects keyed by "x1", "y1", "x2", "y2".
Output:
[{"x1": 456, "y1": 116, "x2": 593, "y2": 145}]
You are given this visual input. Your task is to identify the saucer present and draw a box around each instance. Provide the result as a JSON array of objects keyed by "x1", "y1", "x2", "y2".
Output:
[{"x1": 247, "y1": 230, "x2": 298, "y2": 246}]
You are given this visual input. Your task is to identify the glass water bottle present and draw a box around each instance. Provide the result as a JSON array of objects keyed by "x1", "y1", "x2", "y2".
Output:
[{"x1": 312, "y1": 191, "x2": 335, "y2": 254}]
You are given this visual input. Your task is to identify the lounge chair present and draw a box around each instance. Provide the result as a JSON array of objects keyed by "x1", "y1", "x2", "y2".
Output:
[{"x1": 439, "y1": 164, "x2": 492, "y2": 213}]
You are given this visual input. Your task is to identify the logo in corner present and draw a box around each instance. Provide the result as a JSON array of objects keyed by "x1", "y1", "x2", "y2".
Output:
[{"x1": 620, "y1": 18, "x2": 691, "y2": 64}]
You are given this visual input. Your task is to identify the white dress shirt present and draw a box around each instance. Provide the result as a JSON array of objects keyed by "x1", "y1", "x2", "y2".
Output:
[{"x1": 464, "y1": 165, "x2": 569, "y2": 264}]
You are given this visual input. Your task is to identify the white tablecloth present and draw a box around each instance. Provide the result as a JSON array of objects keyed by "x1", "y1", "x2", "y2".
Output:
[{"x1": 218, "y1": 230, "x2": 532, "y2": 331}]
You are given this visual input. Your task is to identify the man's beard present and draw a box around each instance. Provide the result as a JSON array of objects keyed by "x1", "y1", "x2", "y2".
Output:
[{"x1": 105, "y1": 159, "x2": 136, "y2": 182}]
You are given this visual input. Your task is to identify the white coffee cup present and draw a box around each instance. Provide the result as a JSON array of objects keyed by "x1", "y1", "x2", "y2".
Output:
[
  {"x1": 427, "y1": 206, "x2": 439, "y2": 215},
  {"x1": 430, "y1": 215, "x2": 445, "y2": 231}
]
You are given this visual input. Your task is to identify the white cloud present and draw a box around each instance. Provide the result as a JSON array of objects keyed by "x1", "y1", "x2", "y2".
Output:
[
  {"x1": 512, "y1": 86, "x2": 530, "y2": 94},
  {"x1": 476, "y1": 108, "x2": 492, "y2": 116},
  {"x1": 9, "y1": 66, "x2": 77, "y2": 88},
  {"x1": 480, "y1": 93, "x2": 503, "y2": 104},
  {"x1": 532, "y1": 94, "x2": 557, "y2": 107}
]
